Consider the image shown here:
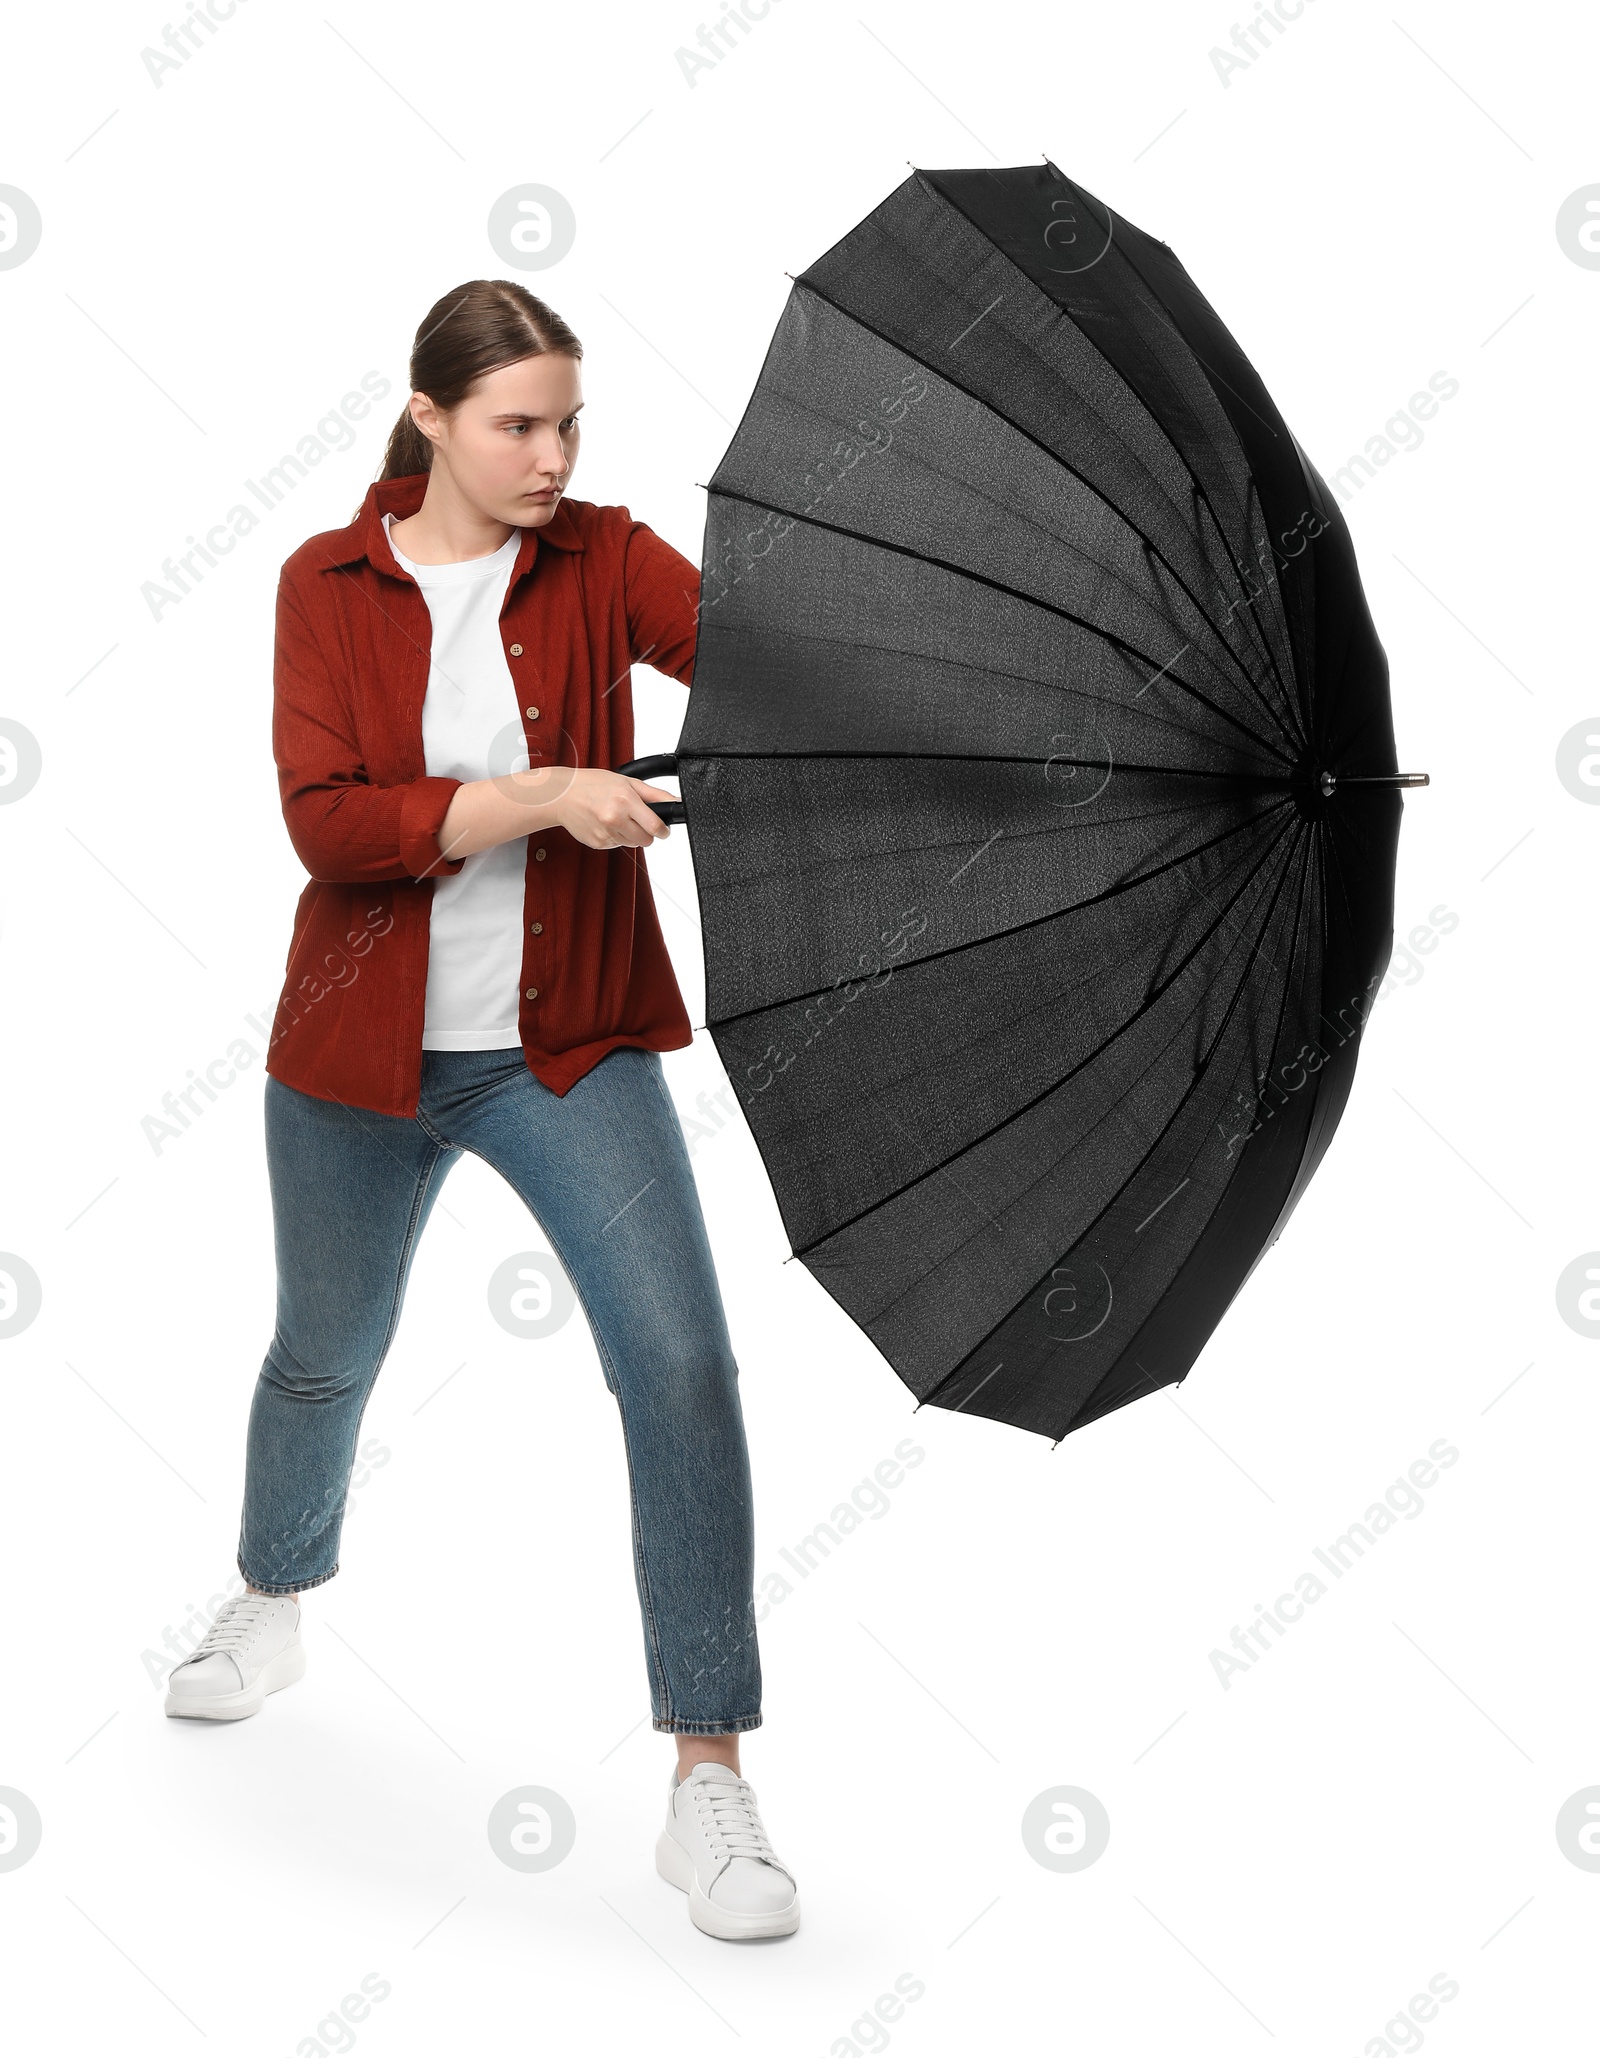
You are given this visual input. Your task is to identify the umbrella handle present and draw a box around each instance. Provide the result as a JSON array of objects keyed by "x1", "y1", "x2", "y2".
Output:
[
  {"x1": 1319, "y1": 771, "x2": 1431, "y2": 797},
  {"x1": 615, "y1": 753, "x2": 685, "y2": 825}
]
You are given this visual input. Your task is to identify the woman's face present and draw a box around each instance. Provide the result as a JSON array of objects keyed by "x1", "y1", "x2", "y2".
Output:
[{"x1": 412, "y1": 352, "x2": 583, "y2": 526}]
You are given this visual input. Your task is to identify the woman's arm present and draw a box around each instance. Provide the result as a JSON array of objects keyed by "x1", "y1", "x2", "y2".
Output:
[
  {"x1": 622, "y1": 510, "x2": 700, "y2": 687},
  {"x1": 274, "y1": 573, "x2": 469, "y2": 884},
  {"x1": 428, "y1": 507, "x2": 700, "y2": 860},
  {"x1": 435, "y1": 765, "x2": 681, "y2": 858},
  {"x1": 275, "y1": 507, "x2": 703, "y2": 880}
]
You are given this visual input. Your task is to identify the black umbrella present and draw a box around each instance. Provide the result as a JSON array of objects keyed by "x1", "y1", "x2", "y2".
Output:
[{"x1": 622, "y1": 160, "x2": 1426, "y2": 1445}]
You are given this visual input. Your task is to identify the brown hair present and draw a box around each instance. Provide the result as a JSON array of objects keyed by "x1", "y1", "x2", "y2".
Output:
[{"x1": 355, "y1": 279, "x2": 583, "y2": 517}]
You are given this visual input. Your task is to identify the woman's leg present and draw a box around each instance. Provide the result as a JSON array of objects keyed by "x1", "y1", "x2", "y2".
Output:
[
  {"x1": 237, "y1": 1074, "x2": 460, "y2": 1595},
  {"x1": 422, "y1": 1045, "x2": 762, "y2": 1755}
]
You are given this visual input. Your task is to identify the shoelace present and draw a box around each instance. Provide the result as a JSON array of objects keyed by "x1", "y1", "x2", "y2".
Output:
[
  {"x1": 691, "y1": 1773, "x2": 784, "y2": 1866},
  {"x1": 183, "y1": 1594, "x2": 279, "y2": 1662}
]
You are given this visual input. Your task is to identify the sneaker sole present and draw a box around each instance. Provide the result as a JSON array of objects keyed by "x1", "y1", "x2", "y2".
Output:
[
  {"x1": 164, "y1": 1640, "x2": 306, "y2": 1721},
  {"x1": 655, "y1": 1829, "x2": 800, "y2": 1940}
]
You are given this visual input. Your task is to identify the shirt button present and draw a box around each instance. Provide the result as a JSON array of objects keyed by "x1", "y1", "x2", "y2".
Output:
[
  {"x1": 530, "y1": 921, "x2": 543, "y2": 934},
  {"x1": 509, "y1": 643, "x2": 523, "y2": 657},
  {"x1": 534, "y1": 847, "x2": 547, "y2": 862},
  {"x1": 524, "y1": 705, "x2": 540, "y2": 719},
  {"x1": 525, "y1": 986, "x2": 539, "y2": 1000}
]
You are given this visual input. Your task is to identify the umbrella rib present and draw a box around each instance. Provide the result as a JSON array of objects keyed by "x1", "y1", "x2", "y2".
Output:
[
  {"x1": 905, "y1": 820, "x2": 1310, "y2": 1409},
  {"x1": 1318, "y1": 815, "x2": 1358, "y2": 956},
  {"x1": 710, "y1": 790, "x2": 1297, "y2": 1036},
  {"x1": 787, "y1": 802, "x2": 1302, "y2": 1259},
  {"x1": 688, "y1": 745, "x2": 1302, "y2": 783},
  {"x1": 698, "y1": 777, "x2": 1296, "y2": 905},
  {"x1": 919, "y1": 815, "x2": 1312, "y2": 1412},
  {"x1": 883, "y1": 816, "x2": 1294, "y2": 1093},
  {"x1": 874, "y1": 810, "x2": 1307, "y2": 1204},
  {"x1": 695, "y1": 617, "x2": 1277, "y2": 769},
  {"x1": 1050, "y1": 798, "x2": 1326, "y2": 1432},
  {"x1": 1101, "y1": 275, "x2": 1306, "y2": 743},
  {"x1": 709, "y1": 483, "x2": 1299, "y2": 770},
  {"x1": 1315, "y1": 811, "x2": 1381, "y2": 1026},
  {"x1": 1103, "y1": 258, "x2": 1304, "y2": 661},
  {"x1": 1021, "y1": 163, "x2": 1307, "y2": 726},
  {"x1": 917, "y1": 169, "x2": 1305, "y2": 746},
  {"x1": 784, "y1": 274, "x2": 1305, "y2": 761}
]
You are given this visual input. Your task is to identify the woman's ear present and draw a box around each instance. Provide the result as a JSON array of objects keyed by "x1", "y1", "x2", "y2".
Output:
[{"x1": 409, "y1": 391, "x2": 442, "y2": 448}]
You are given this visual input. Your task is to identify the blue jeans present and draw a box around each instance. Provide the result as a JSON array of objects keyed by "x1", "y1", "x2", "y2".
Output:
[{"x1": 238, "y1": 1045, "x2": 762, "y2": 1735}]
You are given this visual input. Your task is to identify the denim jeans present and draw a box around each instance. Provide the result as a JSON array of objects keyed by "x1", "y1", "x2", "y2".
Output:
[{"x1": 238, "y1": 1044, "x2": 762, "y2": 1735}]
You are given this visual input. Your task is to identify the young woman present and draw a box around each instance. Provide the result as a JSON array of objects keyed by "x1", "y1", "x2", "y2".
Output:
[{"x1": 163, "y1": 279, "x2": 799, "y2": 1943}]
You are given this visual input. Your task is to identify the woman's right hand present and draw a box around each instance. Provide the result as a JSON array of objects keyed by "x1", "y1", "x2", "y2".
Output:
[
  {"x1": 435, "y1": 764, "x2": 677, "y2": 865},
  {"x1": 549, "y1": 766, "x2": 678, "y2": 850}
]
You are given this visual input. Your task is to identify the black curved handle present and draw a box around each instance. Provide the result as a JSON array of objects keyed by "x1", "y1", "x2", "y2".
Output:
[{"x1": 615, "y1": 753, "x2": 685, "y2": 825}]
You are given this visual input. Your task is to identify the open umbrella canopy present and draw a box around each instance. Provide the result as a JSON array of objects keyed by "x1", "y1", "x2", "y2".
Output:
[{"x1": 645, "y1": 161, "x2": 1423, "y2": 1444}]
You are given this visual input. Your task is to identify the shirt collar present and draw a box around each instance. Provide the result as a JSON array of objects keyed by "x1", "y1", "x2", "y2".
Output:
[{"x1": 310, "y1": 470, "x2": 585, "y2": 579}]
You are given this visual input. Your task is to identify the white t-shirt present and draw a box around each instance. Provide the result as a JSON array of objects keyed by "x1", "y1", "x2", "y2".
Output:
[{"x1": 383, "y1": 510, "x2": 528, "y2": 1051}]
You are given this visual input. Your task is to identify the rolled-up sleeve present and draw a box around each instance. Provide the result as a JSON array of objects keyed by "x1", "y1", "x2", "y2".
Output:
[
  {"x1": 273, "y1": 571, "x2": 466, "y2": 884},
  {"x1": 621, "y1": 509, "x2": 701, "y2": 687}
]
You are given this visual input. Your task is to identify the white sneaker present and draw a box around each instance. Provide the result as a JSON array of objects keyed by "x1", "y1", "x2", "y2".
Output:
[
  {"x1": 164, "y1": 1594, "x2": 305, "y2": 1721},
  {"x1": 656, "y1": 1760, "x2": 800, "y2": 1940}
]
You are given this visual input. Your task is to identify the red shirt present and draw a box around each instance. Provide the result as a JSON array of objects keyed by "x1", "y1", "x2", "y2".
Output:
[{"x1": 264, "y1": 471, "x2": 700, "y2": 1116}]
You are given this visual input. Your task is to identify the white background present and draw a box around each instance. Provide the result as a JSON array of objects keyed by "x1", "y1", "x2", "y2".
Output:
[{"x1": 1, "y1": 0, "x2": 1595, "y2": 2050}]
